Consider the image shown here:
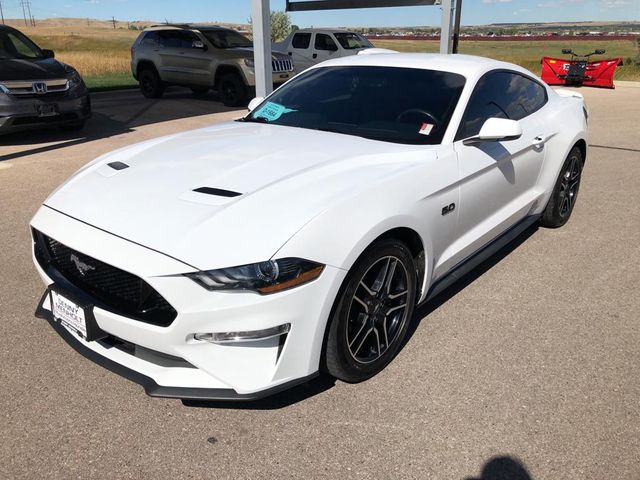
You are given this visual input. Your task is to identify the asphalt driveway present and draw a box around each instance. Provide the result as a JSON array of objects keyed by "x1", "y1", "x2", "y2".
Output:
[{"x1": 0, "y1": 85, "x2": 638, "y2": 479}]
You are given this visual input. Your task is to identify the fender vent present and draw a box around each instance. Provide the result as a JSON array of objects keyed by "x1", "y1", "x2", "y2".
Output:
[
  {"x1": 193, "y1": 187, "x2": 242, "y2": 198},
  {"x1": 108, "y1": 161, "x2": 129, "y2": 171}
]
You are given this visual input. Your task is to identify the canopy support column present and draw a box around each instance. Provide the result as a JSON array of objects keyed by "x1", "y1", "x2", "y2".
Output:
[{"x1": 251, "y1": 0, "x2": 273, "y2": 98}]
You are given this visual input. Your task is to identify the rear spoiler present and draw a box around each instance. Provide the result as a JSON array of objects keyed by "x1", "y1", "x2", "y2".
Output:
[{"x1": 554, "y1": 89, "x2": 584, "y2": 100}]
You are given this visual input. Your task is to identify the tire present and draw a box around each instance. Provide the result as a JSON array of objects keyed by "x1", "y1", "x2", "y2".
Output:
[
  {"x1": 540, "y1": 146, "x2": 584, "y2": 228},
  {"x1": 324, "y1": 239, "x2": 418, "y2": 383},
  {"x1": 138, "y1": 67, "x2": 165, "y2": 99},
  {"x1": 218, "y1": 72, "x2": 248, "y2": 107},
  {"x1": 190, "y1": 86, "x2": 210, "y2": 96}
]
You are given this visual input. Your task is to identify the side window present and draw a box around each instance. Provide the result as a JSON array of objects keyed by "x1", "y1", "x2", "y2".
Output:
[
  {"x1": 457, "y1": 71, "x2": 547, "y2": 140},
  {"x1": 178, "y1": 31, "x2": 200, "y2": 49},
  {"x1": 141, "y1": 31, "x2": 159, "y2": 47},
  {"x1": 156, "y1": 31, "x2": 182, "y2": 49},
  {"x1": 291, "y1": 32, "x2": 311, "y2": 49},
  {"x1": 315, "y1": 33, "x2": 338, "y2": 51},
  {"x1": 156, "y1": 30, "x2": 198, "y2": 49}
]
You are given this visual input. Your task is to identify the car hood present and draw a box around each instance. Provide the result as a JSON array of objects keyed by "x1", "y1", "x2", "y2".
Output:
[
  {"x1": 45, "y1": 122, "x2": 430, "y2": 270},
  {"x1": 0, "y1": 58, "x2": 67, "y2": 81},
  {"x1": 229, "y1": 47, "x2": 290, "y2": 61}
]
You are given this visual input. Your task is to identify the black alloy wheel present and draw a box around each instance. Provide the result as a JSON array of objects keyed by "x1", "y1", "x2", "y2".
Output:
[
  {"x1": 324, "y1": 239, "x2": 417, "y2": 382},
  {"x1": 139, "y1": 68, "x2": 165, "y2": 99},
  {"x1": 540, "y1": 146, "x2": 584, "y2": 228},
  {"x1": 219, "y1": 72, "x2": 248, "y2": 107}
]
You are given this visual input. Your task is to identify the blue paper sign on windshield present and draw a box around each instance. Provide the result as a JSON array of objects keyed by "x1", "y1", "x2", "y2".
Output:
[{"x1": 254, "y1": 101, "x2": 295, "y2": 121}]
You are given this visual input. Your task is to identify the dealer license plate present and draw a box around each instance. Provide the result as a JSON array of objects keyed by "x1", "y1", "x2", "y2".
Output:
[
  {"x1": 51, "y1": 290, "x2": 87, "y2": 338},
  {"x1": 36, "y1": 104, "x2": 58, "y2": 117}
]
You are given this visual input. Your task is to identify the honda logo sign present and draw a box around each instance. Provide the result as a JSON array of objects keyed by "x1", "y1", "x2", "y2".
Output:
[{"x1": 32, "y1": 82, "x2": 48, "y2": 94}]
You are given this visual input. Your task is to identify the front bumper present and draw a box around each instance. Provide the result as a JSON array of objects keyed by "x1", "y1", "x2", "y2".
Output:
[
  {"x1": 31, "y1": 206, "x2": 346, "y2": 400},
  {"x1": 0, "y1": 88, "x2": 91, "y2": 134}
]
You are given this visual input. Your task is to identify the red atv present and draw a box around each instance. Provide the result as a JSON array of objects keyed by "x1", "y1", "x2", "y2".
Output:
[{"x1": 541, "y1": 49, "x2": 623, "y2": 89}]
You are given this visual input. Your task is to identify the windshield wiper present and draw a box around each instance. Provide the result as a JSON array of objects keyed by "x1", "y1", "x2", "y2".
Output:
[{"x1": 238, "y1": 116, "x2": 270, "y2": 124}]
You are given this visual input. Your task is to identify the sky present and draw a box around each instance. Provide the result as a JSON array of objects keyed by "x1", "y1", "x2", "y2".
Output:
[{"x1": 4, "y1": 0, "x2": 640, "y2": 27}]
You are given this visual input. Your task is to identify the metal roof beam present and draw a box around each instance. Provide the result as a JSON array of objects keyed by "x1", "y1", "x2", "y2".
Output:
[{"x1": 286, "y1": 0, "x2": 438, "y2": 12}]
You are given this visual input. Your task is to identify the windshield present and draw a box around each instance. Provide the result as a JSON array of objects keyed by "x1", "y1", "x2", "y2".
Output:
[
  {"x1": 245, "y1": 66, "x2": 466, "y2": 145},
  {"x1": 0, "y1": 30, "x2": 44, "y2": 60},
  {"x1": 202, "y1": 29, "x2": 252, "y2": 49},
  {"x1": 333, "y1": 33, "x2": 373, "y2": 50}
]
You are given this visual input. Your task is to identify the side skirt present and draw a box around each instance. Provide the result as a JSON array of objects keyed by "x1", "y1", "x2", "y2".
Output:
[{"x1": 421, "y1": 214, "x2": 541, "y2": 305}]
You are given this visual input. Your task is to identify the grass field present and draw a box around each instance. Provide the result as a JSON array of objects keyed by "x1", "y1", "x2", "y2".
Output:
[
  {"x1": 373, "y1": 38, "x2": 640, "y2": 81},
  {"x1": 19, "y1": 25, "x2": 640, "y2": 90}
]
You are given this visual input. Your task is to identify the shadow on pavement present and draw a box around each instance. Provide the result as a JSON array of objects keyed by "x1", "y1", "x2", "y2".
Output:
[
  {"x1": 182, "y1": 223, "x2": 538, "y2": 411},
  {"x1": 181, "y1": 373, "x2": 337, "y2": 410},
  {"x1": 0, "y1": 87, "x2": 241, "y2": 162},
  {"x1": 407, "y1": 223, "x2": 538, "y2": 345},
  {"x1": 465, "y1": 456, "x2": 533, "y2": 480}
]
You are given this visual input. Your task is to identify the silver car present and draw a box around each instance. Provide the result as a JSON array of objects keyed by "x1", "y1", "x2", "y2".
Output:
[{"x1": 131, "y1": 25, "x2": 295, "y2": 107}]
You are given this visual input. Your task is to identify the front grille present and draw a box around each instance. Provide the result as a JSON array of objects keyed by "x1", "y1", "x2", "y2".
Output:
[
  {"x1": 33, "y1": 230, "x2": 177, "y2": 327},
  {"x1": 1, "y1": 78, "x2": 69, "y2": 96},
  {"x1": 272, "y1": 58, "x2": 294, "y2": 73}
]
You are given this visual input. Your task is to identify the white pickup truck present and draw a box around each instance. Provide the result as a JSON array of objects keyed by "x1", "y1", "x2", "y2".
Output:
[{"x1": 274, "y1": 29, "x2": 374, "y2": 71}]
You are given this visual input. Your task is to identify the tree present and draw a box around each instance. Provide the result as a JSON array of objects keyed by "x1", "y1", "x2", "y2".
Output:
[{"x1": 270, "y1": 10, "x2": 292, "y2": 42}]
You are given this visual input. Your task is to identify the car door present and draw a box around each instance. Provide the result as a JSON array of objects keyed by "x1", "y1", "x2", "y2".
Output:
[
  {"x1": 446, "y1": 70, "x2": 550, "y2": 269},
  {"x1": 174, "y1": 31, "x2": 212, "y2": 86},
  {"x1": 286, "y1": 32, "x2": 314, "y2": 71},
  {"x1": 313, "y1": 33, "x2": 340, "y2": 64},
  {"x1": 155, "y1": 30, "x2": 187, "y2": 83}
]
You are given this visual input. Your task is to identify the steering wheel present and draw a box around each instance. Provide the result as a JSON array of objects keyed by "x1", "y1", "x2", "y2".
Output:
[{"x1": 395, "y1": 108, "x2": 439, "y2": 127}]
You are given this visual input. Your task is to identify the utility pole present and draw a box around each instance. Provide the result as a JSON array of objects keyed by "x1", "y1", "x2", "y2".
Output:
[
  {"x1": 31, "y1": 15, "x2": 36, "y2": 27},
  {"x1": 0, "y1": 1, "x2": 5, "y2": 25},
  {"x1": 20, "y1": 0, "x2": 28, "y2": 27},
  {"x1": 26, "y1": 0, "x2": 34, "y2": 27},
  {"x1": 111, "y1": 16, "x2": 116, "y2": 29}
]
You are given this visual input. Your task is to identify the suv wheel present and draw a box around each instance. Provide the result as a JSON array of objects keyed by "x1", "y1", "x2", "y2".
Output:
[
  {"x1": 139, "y1": 67, "x2": 165, "y2": 99},
  {"x1": 219, "y1": 72, "x2": 248, "y2": 107},
  {"x1": 323, "y1": 239, "x2": 417, "y2": 383}
]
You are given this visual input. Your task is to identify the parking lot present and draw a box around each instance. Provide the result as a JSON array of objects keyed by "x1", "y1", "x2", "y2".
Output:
[{"x1": 1, "y1": 84, "x2": 639, "y2": 479}]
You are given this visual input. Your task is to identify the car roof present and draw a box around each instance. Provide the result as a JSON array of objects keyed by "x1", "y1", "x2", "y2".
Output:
[
  {"x1": 0, "y1": 25, "x2": 20, "y2": 33},
  {"x1": 312, "y1": 53, "x2": 539, "y2": 81},
  {"x1": 294, "y1": 28, "x2": 356, "y2": 33},
  {"x1": 144, "y1": 24, "x2": 236, "y2": 33}
]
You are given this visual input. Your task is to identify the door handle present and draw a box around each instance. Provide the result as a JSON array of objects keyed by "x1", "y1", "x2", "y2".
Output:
[{"x1": 532, "y1": 135, "x2": 547, "y2": 148}]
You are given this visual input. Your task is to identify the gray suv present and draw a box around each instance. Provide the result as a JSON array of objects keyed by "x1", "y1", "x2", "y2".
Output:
[
  {"x1": 0, "y1": 25, "x2": 90, "y2": 135},
  {"x1": 131, "y1": 25, "x2": 295, "y2": 107}
]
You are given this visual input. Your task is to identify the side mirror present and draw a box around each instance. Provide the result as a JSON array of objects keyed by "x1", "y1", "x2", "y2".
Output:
[
  {"x1": 192, "y1": 40, "x2": 206, "y2": 50},
  {"x1": 42, "y1": 49, "x2": 55, "y2": 59},
  {"x1": 247, "y1": 96, "x2": 264, "y2": 112},
  {"x1": 463, "y1": 118, "x2": 522, "y2": 146},
  {"x1": 561, "y1": 48, "x2": 572, "y2": 54}
]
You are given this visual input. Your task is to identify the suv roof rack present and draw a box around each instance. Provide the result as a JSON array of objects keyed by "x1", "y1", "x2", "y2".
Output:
[{"x1": 149, "y1": 23, "x2": 192, "y2": 29}]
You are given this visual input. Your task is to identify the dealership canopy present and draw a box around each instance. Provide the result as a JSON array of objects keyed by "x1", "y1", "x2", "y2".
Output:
[{"x1": 250, "y1": 0, "x2": 462, "y2": 97}]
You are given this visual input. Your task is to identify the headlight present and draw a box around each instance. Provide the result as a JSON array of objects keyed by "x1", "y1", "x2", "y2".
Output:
[
  {"x1": 186, "y1": 258, "x2": 324, "y2": 294},
  {"x1": 243, "y1": 58, "x2": 255, "y2": 68},
  {"x1": 65, "y1": 67, "x2": 83, "y2": 88}
]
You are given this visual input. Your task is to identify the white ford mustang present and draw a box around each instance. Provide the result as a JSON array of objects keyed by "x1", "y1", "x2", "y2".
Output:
[{"x1": 31, "y1": 54, "x2": 587, "y2": 400}]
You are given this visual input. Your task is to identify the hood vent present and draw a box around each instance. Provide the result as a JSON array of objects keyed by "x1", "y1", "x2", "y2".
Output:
[
  {"x1": 193, "y1": 187, "x2": 242, "y2": 198},
  {"x1": 108, "y1": 161, "x2": 129, "y2": 171}
]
